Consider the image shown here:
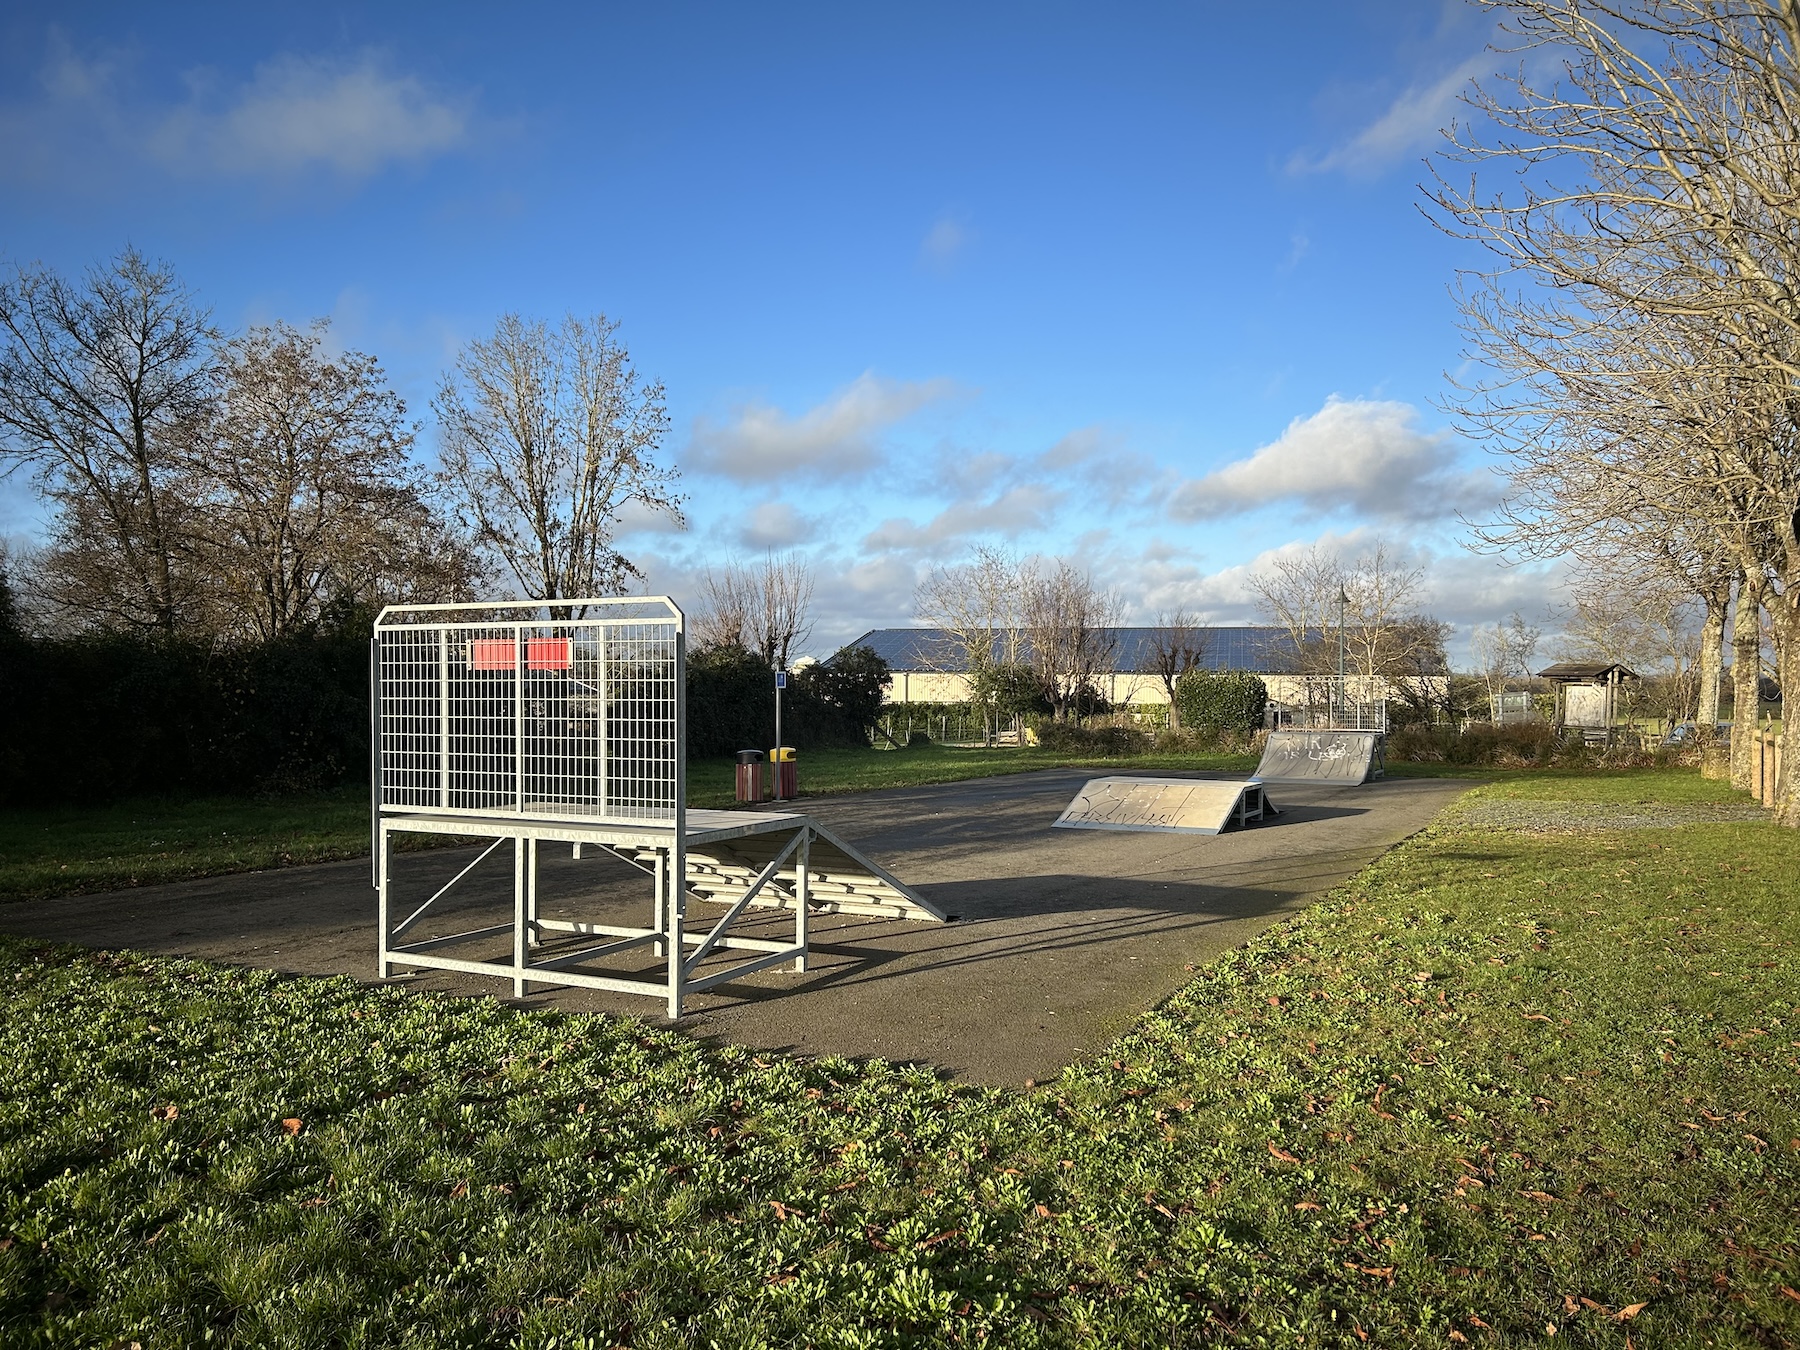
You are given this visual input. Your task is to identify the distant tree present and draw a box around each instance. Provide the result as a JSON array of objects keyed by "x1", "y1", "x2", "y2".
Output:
[
  {"x1": 913, "y1": 544, "x2": 1027, "y2": 687},
  {"x1": 1146, "y1": 607, "x2": 1209, "y2": 730},
  {"x1": 693, "y1": 554, "x2": 815, "y2": 668},
  {"x1": 1022, "y1": 560, "x2": 1120, "y2": 721},
  {"x1": 795, "y1": 644, "x2": 890, "y2": 733},
  {"x1": 185, "y1": 321, "x2": 478, "y2": 639},
  {"x1": 434, "y1": 313, "x2": 684, "y2": 606},
  {"x1": 1470, "y1": 612, "x2": 1541, "y2": 722},
  {"x1": 0, "y1": 249, "x2": 217, "y2": 634}
]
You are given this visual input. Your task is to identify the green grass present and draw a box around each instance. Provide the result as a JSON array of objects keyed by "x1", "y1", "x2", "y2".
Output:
[
  {"x1": 2, "y1": 768, "x2": 1796, "y2": 1346},
  {"x1": 684, "y1": 741, "x2": 1261, "y2": 807},
  {"x1": 0, "y1": 787, "x2": 376, "y2": 903}
]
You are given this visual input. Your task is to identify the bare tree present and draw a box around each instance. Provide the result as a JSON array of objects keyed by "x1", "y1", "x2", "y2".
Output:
[
  {"x1": 1022, "y1": 561, "x2": 1121, "y2": 721},
  {"x1": 692, "y1": 553, "x2": 815, "y2": 666},
  {"x1": 1433, "y1": 0, "x2": 1800, "y2": 821},
  {"x1": 1146, "y1": 608, "x2": 1210, "y2": 729},
  {"x1": 0, "y1": 249, "x2": 216, "y2": 634},
  {"x1": 182, "y1": 321, "x2": 473, "y2": 639},
  {"x1": 754, "y1": 552, "x2": 814, "y2": 669},
  {"x1": 913, "y1": 544, "x2": 1028, "y2": 682},
  {"x1": 693, "y1": 564, "x2": 753, "y2": 653},
  {"x1": 434, "y1": 314, "x2": 684, "y2": 606},
  {"x1": 1249, "y1": 540, "x2": 1441, "y2": 714},
  {"x1": 1246, "y1": 543, "x2": 1343, "y2": 675},
  {"x1": 1470, "y1": 611, "x2": 1541, "y2": 720}
]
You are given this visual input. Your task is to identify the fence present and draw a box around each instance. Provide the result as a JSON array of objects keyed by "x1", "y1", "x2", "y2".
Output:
[
  {"x1": 373, "y1": 597, "x2": 682, "y2": 825},
  {"x1": 1751, "y1": 730, "x2": 1785, "y2": 805}
]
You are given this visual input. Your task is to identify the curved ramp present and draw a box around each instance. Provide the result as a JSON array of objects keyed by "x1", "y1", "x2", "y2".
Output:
[
  {"x1": 1053, "y1": 776, "x2": 1277, "y2": 835},
  {"x1": 1255, "y1": 730, "x2": 1385, "y2": 786}
]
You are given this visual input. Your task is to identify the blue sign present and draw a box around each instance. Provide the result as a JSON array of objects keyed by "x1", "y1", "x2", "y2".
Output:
[{"x1": 775, "y1": 671, "x2": 787, "y2": 689}]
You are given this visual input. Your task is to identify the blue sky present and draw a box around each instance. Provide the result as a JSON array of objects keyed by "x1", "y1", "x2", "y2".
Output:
[{"x1": 0, "y1": 1, "x2": 1564, "y2": 657}]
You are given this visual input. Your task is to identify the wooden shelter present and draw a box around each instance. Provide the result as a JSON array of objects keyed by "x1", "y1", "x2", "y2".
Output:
[{"x1": 1536, "y1": 661, "x2": 1638, "y2": 732}]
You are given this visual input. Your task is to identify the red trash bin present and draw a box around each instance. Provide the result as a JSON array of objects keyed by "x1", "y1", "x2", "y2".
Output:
[
  {"x1": 769, "y1": 746, "x2": 797, "y2": 801},
  {"x1": 735, "y1": 749, "x2": 765, "y2": 803}
]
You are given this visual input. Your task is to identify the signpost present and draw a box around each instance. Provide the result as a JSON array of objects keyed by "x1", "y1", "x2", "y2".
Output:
[{"x1": 775, "y1": 668, "x2": 786, "y2": 758}]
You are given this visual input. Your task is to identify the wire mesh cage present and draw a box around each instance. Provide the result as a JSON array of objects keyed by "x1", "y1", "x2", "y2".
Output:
[{"x1": 373, "y1": 598, "x2": 684, "y2": 825}]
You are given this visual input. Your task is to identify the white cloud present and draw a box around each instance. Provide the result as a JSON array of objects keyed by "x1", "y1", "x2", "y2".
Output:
[
  {"x1": 736, "y1": 500, "x2": 817, "y2": 549},
  {"x1": 0, "y1": 38, "x2": 474, "y2": 186},
  {"x1": 862, "y1": 483, "x2": 1060, "y2": 553},
  {"x1": 1168, "y1": 397, "x2": 1488, "y2": 524},
  {"x1": 1291, "y1": 52, "x2": 1487, "y2": 176},
  {"x1": 686, "y1": 372, "x2": 956, "y2": 483},
  {"x1": 151, "y1": 54, "x2": 470, "y2": 177}
]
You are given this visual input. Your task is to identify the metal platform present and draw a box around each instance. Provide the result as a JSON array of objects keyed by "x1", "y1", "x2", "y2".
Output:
[
  {"x1": 371, "y1": 598, "x2": 941, "y2": 1018},
  {"x1": 1052, "y1": 776, "x2": 1278, "y2": 835},
  {"x1": 376, "y1": 808, "x2": 943, "y2": 1017}
]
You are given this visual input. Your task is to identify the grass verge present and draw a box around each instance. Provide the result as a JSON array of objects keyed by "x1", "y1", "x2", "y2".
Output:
[{"x1": 1, "y1": 768, "x2": 1795, "y2": 1346}]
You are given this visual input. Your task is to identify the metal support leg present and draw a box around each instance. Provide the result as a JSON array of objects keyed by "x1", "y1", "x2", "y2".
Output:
[
  {"x1": 527, "y1": 837, "x2": 541, "y2": 949},
  {"x1": 794, "y1": 826, "x2": 810, "y2": 972},
  {"x1": 652, "y1": 846, "x2": 666, "y2": 957},
  {"x1": 666, "y1": 848, "x2": 685, "y2": 1019},
  {"x1": 513, "y1": 836, "x2": 529, "y2": 999},
  {"x1": 376, "y1": 824, "x2": 393, "y2": 979}
]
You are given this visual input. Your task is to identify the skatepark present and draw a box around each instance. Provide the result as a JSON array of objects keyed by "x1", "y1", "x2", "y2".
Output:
[{"x1": 2, "y1": 764, "x2": 1467, "y2": 1084}]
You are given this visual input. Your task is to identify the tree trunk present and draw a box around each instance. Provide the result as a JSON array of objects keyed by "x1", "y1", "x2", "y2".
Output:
[
  {"x1": 1773, "y1": 590, "x2": 1799, "y2": 827},
  {"x1": 1729, "y1": 574, "x2": 1763, "y2": 793},
  {"x1": 1695, "y1": 587, "x2": 1727, "y2": 730}
]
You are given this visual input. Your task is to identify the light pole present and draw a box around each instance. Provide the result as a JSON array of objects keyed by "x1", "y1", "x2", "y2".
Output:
[{"x1": 1336, "y1": 585, "x2": 1349, "y2": 726}]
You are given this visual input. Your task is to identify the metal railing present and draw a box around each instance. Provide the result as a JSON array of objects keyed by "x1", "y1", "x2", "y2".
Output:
[{"x1": 373, "y1": 598, "x2": 684, "y2": 825}]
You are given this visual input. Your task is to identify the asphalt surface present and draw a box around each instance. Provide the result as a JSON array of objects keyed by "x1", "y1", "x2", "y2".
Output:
[{"x1": 2, "y1": 769, "x2": 1472, "y2": 1085}]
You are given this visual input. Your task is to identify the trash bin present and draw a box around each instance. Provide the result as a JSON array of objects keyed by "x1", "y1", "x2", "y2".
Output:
[
  {"x1": 735, "y1": 749, "x2": 766, "y2": 803},
  {"x1": 769, "y1": 745, "x2": 797, "y2": 801}
]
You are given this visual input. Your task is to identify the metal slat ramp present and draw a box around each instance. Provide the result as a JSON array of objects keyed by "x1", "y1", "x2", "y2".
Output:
[
  {"x1": 1053, "y1": 776, "x2": 1278, "y2": 835},
  {"x1": 1254, "y1": 730, "x2": 1385, "y2": 786}
]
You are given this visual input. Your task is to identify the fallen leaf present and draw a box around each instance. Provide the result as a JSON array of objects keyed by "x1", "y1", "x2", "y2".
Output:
[
  {"x1": 1579, "y1": 1297, "x2": 1608, "y2": 1313},
  {"x1": 1522, "y1": 1190, "x2": 1559, "y2": 1204},
  {"x1": 1267, "y1": 1142, "x2": 1301, "y2": 1163},
  {"x1": 1468, "y1": 1316, "x2": 1490, "y2": 1329},
  {"x1": 1615, "y1": 1302, "x2": 1648, "y2": 1321},
  {"x1": 450, "y1": 1181, "x2": 468, "y2": 1200},
  {"x1": 917, "y1": 1228, "x2": 960, "y2": 1249},
  {"x1": 768, "y1": 1201, "x2": 806, "y2": 1221},
  {"x1": 1294, "y1": 1201, "x2": 1322, "y2": 1211},
  {"x1": 151, "y1": 1105, "x2": 177, "y2": 1122},
  {"x1": 1563, "y1": 1294, "x2": 1580, "y2": 1315},
  {"x1": 1522, "y1": 1013, "x2": 1553, "y2": 1023},
  {"x1": 1034, "y1": 1203, "x2": 1054, "y2": 1218},
  {"x1": 1546, "y1": 1323, "x2": 1557, "y2": 1336},
  {"x1": 1777, "y1": 1287, "x2": 1800, "y2": 1306},
  {"x1": 1448, "y1": 1333, "x2": 1468, "y2": 1344},
  {"x1": 281, "y1": 1118, "x2": 303, "y2": 1136}
]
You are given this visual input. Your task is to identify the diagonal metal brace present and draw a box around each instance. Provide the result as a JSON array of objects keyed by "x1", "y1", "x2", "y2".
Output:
[
  {"x1": 392, "y1": 837, "x2": 508, "y2": 939},
  {"x1": 684, "y1": 827, "x2": 806, "y2": 972}
]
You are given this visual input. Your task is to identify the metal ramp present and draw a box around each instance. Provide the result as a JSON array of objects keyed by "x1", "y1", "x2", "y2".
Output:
[
  {"x1": 1254, "y1": 730, "x2": 1385, "y2": 786},
  {"x1": 1053, "y1": 776, "x2": 1278, "y2": 835},
  {"x1": 631, "y1": 816, "x2": 940, "y2": 921}
]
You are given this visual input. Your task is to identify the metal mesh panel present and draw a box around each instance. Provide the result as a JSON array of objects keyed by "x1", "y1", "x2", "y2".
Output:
[{"x1": 375, "y1": 600, "x2": 682, "y2": 824}]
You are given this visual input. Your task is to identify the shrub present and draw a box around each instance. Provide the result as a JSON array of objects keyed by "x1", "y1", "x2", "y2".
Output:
[
  {"x1": 1032, "y1": 722, "x2": 1150, "y2": 756},
  {"x1": 1174, "y1": 669, "x2": 1268, "y2": 736}
]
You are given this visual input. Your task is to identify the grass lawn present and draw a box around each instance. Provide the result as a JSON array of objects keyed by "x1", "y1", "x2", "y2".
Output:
[{"x1": 2, "y1": 768, "x2": 1795, "y2": 1346}]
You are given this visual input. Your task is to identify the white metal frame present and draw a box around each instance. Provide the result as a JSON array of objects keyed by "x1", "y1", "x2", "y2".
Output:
[{"x1": 371, "y1": 597, "x2": 937, "y2": 1017}]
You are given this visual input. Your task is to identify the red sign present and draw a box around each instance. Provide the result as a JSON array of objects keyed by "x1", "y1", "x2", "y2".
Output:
[{"x1": 466, "y1": 637, "x2": 574, "y2": 672}]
